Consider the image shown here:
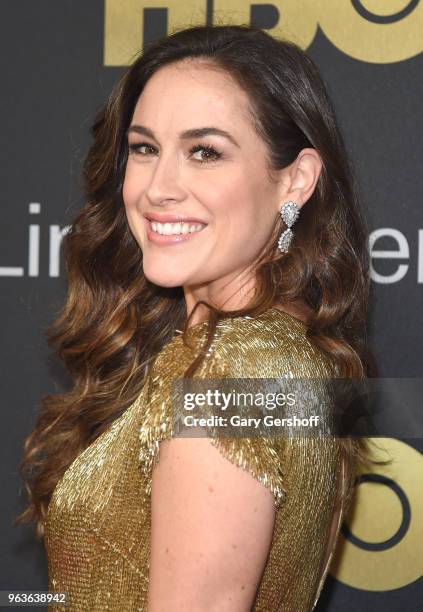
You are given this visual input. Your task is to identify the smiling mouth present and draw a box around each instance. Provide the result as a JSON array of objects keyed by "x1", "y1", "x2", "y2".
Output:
[{"x1": 149, "y1": 220, "x2": 207, "y2": 236}]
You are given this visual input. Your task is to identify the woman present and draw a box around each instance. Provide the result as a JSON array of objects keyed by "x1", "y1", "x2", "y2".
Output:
[{"x1": 18, "y1": 24, "x2": 379, "y2": 611}]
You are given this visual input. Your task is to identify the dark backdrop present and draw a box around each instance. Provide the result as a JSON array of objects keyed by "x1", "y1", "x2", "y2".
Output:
[{"x1": 1, "y1": 1, "x2": 422, "y2": 610}]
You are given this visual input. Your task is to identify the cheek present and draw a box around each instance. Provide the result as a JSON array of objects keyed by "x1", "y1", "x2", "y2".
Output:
[
  {"x1": 210, "y1": 182, "x2": 276, "y2": 262},
  {"x1": 122, "y1": 165, "x2": 138, "y2": 211},
  {"x1": 122, "y1": 167, "x2": 144, "y2": 243},
  {"x1": 212, "y1": 181, "x2": 265, "y2": 238}
]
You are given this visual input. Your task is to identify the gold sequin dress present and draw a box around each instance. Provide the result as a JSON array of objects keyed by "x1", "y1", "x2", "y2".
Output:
[{"x1": 45, "y1": 308, "x2": 349, "y2": 611}]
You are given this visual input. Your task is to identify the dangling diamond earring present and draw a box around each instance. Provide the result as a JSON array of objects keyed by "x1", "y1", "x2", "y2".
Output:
[{"x1": 277, "y1": 201, "x2": 300, "y2": 253}]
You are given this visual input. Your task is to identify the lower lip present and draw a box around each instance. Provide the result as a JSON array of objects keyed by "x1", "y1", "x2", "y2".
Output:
[{"x1": 146, "y1": 220, "x2": 208, "y2": 245}]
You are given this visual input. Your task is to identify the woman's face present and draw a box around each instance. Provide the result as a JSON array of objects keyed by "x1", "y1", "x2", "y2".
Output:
[{"x1": 123, "y1": 59, "x2": 284, "y2": 306}]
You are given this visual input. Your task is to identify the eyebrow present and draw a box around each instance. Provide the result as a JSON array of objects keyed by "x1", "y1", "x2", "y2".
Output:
[{"x1": 126, "y1": 124, "x2": 240, "y2": 148}]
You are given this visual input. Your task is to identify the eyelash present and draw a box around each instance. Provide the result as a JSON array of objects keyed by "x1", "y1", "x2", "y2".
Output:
[{"x1": 127, "y1": 141, "x2": 223, "y2": 164}]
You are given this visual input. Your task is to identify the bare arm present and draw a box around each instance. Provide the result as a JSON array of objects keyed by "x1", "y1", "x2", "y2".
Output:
[{"x1": 147, "y1": 435, "x2": 276, "y2": 611}]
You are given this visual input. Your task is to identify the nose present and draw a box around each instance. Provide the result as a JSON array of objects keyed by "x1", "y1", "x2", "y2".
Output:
[{"x1": 145, "y1": 149, "x2": 186, "y2": 206}]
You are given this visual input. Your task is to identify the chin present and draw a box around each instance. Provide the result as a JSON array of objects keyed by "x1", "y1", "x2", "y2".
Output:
[{"x1": 142, "y1": 264, "x2": 187, "y2": 289}]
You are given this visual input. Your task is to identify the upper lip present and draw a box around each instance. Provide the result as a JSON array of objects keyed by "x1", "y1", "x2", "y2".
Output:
[{"x1": 144, "y1": 212, "x2": 208, "y2": 225}]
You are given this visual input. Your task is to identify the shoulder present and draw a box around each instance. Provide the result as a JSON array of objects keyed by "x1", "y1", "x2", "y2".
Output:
[{"x1": 207, "y1": 308, "x2": 338, "y2": 379}]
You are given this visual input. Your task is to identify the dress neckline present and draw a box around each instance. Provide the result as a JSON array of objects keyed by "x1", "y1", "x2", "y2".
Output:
[{"x1": 174, "y1": 306, "x2": 307, "y2": 337}]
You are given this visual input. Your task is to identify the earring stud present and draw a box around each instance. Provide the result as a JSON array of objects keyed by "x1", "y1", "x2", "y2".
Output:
[{"x1": 277, "y1": 201, "x2": 300, "y2": 253}]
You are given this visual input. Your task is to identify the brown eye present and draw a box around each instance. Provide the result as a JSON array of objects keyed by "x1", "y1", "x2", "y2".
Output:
[
  {"x1": 128, "y1": 142, "x2": 157, "y2": 155},
  {"x1": 190, "y1": 144, "x2": 222, "y2": 164}
]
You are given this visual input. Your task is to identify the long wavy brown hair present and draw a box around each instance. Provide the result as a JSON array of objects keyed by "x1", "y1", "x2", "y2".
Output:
[{"x1": 17, "y1": 24, "x2": 387, "y2": 539}]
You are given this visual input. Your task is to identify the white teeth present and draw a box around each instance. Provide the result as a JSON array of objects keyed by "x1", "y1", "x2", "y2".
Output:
[{"x1": 150, "y1": 221, "x2": 206, "y2": 235}]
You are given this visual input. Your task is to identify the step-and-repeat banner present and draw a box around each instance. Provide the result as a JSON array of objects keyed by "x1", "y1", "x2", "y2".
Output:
[{"x1": 1, "y1": 2, "x2": 422, "y2": 610}]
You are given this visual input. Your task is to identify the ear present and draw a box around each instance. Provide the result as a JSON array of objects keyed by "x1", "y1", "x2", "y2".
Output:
[{"x1": 276, "y1": 148, "x2": 323, "y2": 211}]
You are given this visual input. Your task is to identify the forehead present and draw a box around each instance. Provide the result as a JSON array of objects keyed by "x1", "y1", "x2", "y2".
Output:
[{"x1": 131, "y1": 59, "x2": 254, "y2": 133}]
